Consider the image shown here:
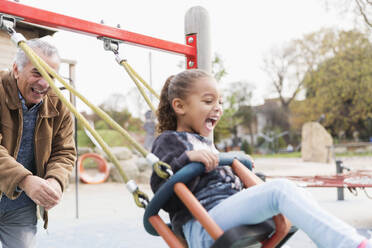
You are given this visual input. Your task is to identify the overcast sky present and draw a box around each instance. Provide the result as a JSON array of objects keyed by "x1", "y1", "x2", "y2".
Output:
[{"x1": 21, "y1": 0, "x2": 356, "y2": 116}]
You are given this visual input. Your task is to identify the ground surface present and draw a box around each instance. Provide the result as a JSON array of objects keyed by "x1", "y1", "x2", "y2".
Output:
[{"x1": 35, "y1": 156, "x2": 372, "y2": 248}]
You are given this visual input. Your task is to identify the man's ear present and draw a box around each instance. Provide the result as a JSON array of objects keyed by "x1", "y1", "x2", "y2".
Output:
[
  {"x1": 13, "y1": 63, "x2": 19, "y2": 80},
  {"x1": 172, "y1": 98, "x2": 186, "y2": 115}
]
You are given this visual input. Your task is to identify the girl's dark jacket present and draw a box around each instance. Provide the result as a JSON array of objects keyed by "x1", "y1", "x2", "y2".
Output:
[{"x1": 150, "y1": 131, "x2": 242, "y2": 236}]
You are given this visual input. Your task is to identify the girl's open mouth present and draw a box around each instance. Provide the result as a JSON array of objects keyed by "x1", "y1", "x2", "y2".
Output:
[{"x1": 205, "y1": 117, "x2": 218, "y2": 130}]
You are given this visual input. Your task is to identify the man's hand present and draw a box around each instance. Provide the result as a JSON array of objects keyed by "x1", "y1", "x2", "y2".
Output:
[
  {"x1": 47, "y1": 177, "x2": 62, "y2": 199},
  {"x1": 186, "y1": 150, "x2": 219, "y2": 172},
  {"x1": 19, "y1": 175, "x2": 61, "y2": 211}
]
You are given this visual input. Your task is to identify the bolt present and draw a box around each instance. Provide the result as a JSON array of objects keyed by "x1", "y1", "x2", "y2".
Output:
[
  {"x1": 188, "y1": 61, "x2": 194, "y2": 67},
  {"x1": 188, "y1": 37, "x2": 194, "y2": 44}
]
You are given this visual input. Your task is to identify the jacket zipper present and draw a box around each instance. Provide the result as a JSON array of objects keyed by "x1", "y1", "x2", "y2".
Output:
[
  {"x1": 14, "y1": 108, "x2": 23, "y2": 159},
  {"x1": 34, "y1": 114, "x2": 42, "y2": 177}
]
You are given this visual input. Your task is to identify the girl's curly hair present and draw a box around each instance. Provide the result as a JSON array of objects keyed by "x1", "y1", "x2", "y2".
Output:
[{"x1": 156, "y1": 69, "x2": 212, "y2": 134}]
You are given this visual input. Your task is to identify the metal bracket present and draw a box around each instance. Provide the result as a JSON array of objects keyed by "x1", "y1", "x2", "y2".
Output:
[
  {"x1": 98, "y1": 37, "x2": 126, "y2": 64},
  {"x1": 0, "y1": 14, "x2": 16, "y2": 33},
  {"x1": 97, "y1": 37, "x2": 122, "y2": 54},
  {"x1": 0, "y1": 14, "x2": 22, "y2": 34}
]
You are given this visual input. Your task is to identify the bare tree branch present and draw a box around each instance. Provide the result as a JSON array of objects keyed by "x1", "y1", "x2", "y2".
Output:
[{"x1": 355, "y1": 0, "x2": 372, "y2": 27}]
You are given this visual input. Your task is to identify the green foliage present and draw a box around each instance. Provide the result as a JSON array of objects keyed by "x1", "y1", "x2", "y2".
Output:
[
  {"x1": 98, "y1": 105, "x2": 132, "y2": 128},
  {"x1": 241, "y1": 139, "x2": 252, "y2": 154},
  {"x1": 127, "y1": 117, "x2": 145, "y2": 133},
  {"x1": 257, "y1": 126, "x2": 288, "y2": 153},
  {"x1": 77, "y1": 129, "x2": 129, "y2": 148},
  {"x1": 214, "y1": 114, "x2": 232, "y2": 143},
  {"x1": 77, "y1": 130, "x2": 94, "y2": 147},
  {"x1": 293, "y1": 29, "x2": 372, "y2": 140},
  {"x1": 212, "y1": 53, "x2": 228, "y2": 82},
  {"x1": 94, "y1": 120, "x2": 109, "y2": 130},
  {"x1": 253, "y1": 152, "x2": 301, "y2": 158}
]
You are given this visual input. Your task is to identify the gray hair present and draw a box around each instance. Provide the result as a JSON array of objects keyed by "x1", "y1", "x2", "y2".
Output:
[{"x1": 14, "y1": 38, "x2": 60, "y2": 71}]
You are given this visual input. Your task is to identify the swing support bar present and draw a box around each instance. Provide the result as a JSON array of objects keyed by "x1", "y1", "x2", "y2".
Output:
[{"x1": 0, "y1": 1, "x2": 196, "y2": 58}]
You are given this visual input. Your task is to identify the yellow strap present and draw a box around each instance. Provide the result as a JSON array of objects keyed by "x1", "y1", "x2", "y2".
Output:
[
  {"x1": 19, "y1": 41, "x2": 150, "y2": 208},
  {"x1": 120, "y1": 60, "x2": 157, "y2": 113},
  {"x1": 31, "y1": 48, "x2": 149, "y2": 157},
  {"x1": 35, "y1": 51, "x2": 172, "y2": 180},
  {"x1": 125, "y1": 61, "x2": 160, "y2": 100}
]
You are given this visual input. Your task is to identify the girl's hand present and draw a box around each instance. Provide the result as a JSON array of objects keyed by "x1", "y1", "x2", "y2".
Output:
[{"x1": 186, "y1": 150, "x2": 219, "y2": 172}]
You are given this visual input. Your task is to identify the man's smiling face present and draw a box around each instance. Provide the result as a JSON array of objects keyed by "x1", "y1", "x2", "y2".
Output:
[{"x1": 14, "y1": 49, "x2": 59, "y2": 108}]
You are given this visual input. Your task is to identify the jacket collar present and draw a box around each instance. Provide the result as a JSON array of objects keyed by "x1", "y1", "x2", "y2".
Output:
[{"x1": 3, "y1": 71, "x2": 59, "y2": 118}]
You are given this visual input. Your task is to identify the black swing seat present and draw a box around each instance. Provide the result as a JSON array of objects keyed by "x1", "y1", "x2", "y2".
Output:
[
  {"x1": 211, "y1": 220, "x2": 298, "y2": 248},
  {"x1": 143, "y1": 152, "x2": 297, "y2": 248}
]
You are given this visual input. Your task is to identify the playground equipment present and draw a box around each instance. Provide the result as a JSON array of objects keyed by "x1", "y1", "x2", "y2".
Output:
[
  {"x1": 0, "y1": 2, "x2": 295, "y2": 247},
  {"x1": 267, "y1": 159, "x2": 372, "y2": 201},
  {"x1": 78, "y1": 153, "x2": 110, "y2": 184}
]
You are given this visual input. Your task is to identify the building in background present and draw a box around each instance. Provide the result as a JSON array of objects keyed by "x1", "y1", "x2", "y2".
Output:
[{"x1": 0, "y1": 21, "x2": 56, "y2": 69}]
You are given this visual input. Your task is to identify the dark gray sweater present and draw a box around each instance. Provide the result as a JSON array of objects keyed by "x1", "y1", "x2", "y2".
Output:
[
  {"x1": 0, "y1": 93, "x2": 40, "y2": 211},
  {"x1": 150, "y1": 131, "x2": 243, "y2": 235}
]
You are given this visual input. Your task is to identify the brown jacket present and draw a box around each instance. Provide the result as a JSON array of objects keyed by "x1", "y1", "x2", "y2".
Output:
[{"x1": 0, "y1": 70, "x2": 76, "y2": 227}]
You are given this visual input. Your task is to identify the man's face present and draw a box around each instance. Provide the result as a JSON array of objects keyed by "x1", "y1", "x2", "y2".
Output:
[{"x1": 13, "y1": 49, "x2": 59, "y2": 107}]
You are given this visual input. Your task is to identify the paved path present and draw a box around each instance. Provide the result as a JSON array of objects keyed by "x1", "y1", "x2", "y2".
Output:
[{"x1": 36, "y1": 157, "x2": 372, "y2": 248}]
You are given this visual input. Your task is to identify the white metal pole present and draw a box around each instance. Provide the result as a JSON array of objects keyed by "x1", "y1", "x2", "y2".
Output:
[{"x1": 185, "y1": 6, "x2": 212, "y2": 73}]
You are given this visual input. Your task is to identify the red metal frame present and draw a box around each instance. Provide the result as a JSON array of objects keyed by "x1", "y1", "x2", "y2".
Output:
[
  {"x1": 0, "y1": 0, "x2": 197, "y2": 63},
  {"x1": 185, "y1": 34, "x2": 197, "y2": 69}
]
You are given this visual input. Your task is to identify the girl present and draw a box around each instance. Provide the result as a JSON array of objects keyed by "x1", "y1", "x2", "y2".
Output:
[{"x1": 150, "y1": 69, "x2": 371, "y2": 248}]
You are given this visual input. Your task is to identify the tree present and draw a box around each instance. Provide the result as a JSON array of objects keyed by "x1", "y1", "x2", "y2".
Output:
[
  {"x1": 262, "y1": 41, "x2": 307, "y2": 130},
  {"x1": 212, "y1": 53, "x2": 231, "y2": 143},
  {"x1": 210, "y1": 53, "x2": 257, "y2": 147},
  {"x1": 235, "y1": 104, "x2": 255, "y2": 146},
  {"x1": 212, "y1": 53, "x2": 228, "y2": 82},
  {"x1": 98, "y1": 93, "x2": 144, "y2": 132},
  {"x1": 325, "y1": 0, "x2": 372, "y2": 28},
  {"x1": 292, "y1": 29, "x2": 372, "y2": 139},
  {"x1": 220, "y1": 81, "x2": 255, "y2": 147},
  {"x1": 354, "y1": 0, "x2": 372, "y2": 27}
]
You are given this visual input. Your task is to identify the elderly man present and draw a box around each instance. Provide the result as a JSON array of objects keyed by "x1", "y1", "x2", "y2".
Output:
[{"x1": 0, "y1": 38, "x2": 76, "y2": 248}]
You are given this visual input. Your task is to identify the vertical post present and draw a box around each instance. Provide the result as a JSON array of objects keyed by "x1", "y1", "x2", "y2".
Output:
[
  {"x1": 336, "y1": 160, "x2": 344, "y2": 201},
  {"x1": 70, "y1": 62, "x2": 80, "y2": 219},
  {"x1": 63, "y1": 58, "x2": 79, "y2": 218},
  {"x1": 185, "y1": 6, "x2": 214, "y2": 140},
  {"x1": 148, "y1": 51, "x2": 153, "y2": 102},
  {"x1": 185, "y1": 6, "x2": 211, "y2": 73}
]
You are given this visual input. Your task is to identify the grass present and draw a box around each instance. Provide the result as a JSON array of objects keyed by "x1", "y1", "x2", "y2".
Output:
[
  {"x1": 252, "y1": 152, "x2": 301, "y2": 158},
  {"x1": 77, "y1": 129, "x2": 131, "y2": 147},
  {"x1": 334, "y1": 151, "x2": 372, "y2": 157}
]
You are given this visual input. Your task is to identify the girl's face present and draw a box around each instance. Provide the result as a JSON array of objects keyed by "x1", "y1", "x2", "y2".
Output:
[{"x1": 175, "y1": 76, "x2": 223, "y2": 137}]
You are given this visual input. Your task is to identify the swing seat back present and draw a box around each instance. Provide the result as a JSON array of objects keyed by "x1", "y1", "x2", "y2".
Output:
[{"x1": 144, "y1": 152, "x2": 296, "y2": 248}]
